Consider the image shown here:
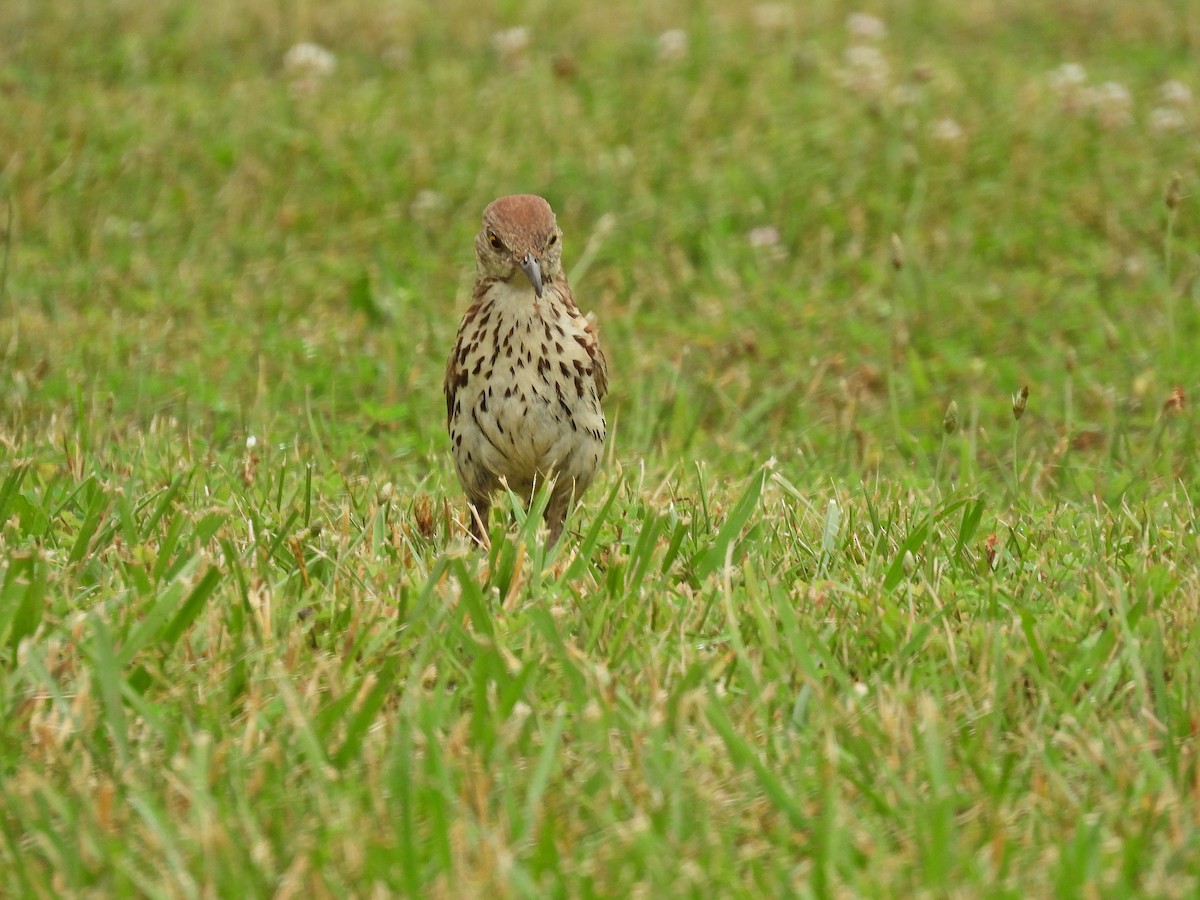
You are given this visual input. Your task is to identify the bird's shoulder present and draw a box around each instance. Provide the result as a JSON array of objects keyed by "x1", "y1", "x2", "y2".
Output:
[{"x1": 554, "y1": 280, "x2": 609, "y2": 400}]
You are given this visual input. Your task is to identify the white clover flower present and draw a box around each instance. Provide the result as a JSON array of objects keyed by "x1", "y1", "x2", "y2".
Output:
[
  {"x1": 847, "y1": 12, "x2": 887, "y2": 42},
  {"x1": 410, "y1": 190, "x2": 447, "y2": 219},
  {"x1": 1047, "y1": 63, "x2": 1090, "y2": 115},
  {"x1": 283, "y1": 42, "x2": 336, "y2": 79},
  {"x1": 891, "y1": 83, "x2": 923, "y2": 106},
  {"x1": 931, "y1": 117, "x2": 965, "y2": 144},
  {"x1": 492, "y1": 27, "x2": 530, "y2": 55},
  {"x1": 1159, "y1": 80, "x2": 1192, "y2": 108},
  {"x1": 747, "y1": 226, "x2": 781, "y2": 248},
  {"x1": 492, "y1": 27, "x2": 530, "y2": 64},
  {"x1": 381, "y1": 44, "x2": 409, "y2": 69},
  {"x1": 1123, "y1": 255, "x2": 1146, "y2": 278},
  {"x1": 1094, "y1": 81, "x2": 1131, "y2": 105},
  {"x1": 752, "y1": 4, "x2": 792, "y2": 36},
  {"x1": 657, "y1": 29, "x2": 689, "y2": 62},
  {"x1": 1149, "y1": 107, "x2": 1187, "y2": 134},
  {"x1": 1048, "y1": 62, "x2": 1087, "y2": 93},
  {"x1": 1089, "y1": 81, "x2": 1132, "y2": 129},
  {"x1": 747, "y1": 226, "x2": 786, "y2": 263},
  {"x1": 840, "y1": 44, "x2": 889, "y2": 95},
  {"x1": 605, "y1": 146, "x2": 636, "y2": 173}
]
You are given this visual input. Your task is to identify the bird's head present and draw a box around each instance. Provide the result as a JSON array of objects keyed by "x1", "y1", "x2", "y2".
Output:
[{"x1": 474, "y1": 194, "x2": 563, "y2": 298}]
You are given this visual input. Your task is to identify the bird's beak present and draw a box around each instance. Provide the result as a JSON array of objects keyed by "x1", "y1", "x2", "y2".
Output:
[{"x1": 519, "y1": 253, "x2": 543, "y2": 298}]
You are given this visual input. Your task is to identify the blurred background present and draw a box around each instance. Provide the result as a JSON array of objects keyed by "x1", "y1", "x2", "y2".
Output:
[{"x1": 1, "y1": 0, "x2": 1197, "y2": 493}]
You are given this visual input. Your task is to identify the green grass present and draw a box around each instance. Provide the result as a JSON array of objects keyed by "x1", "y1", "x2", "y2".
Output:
[{"x1": 3, "y1": 0, "x2": 1200, "y2": 894}]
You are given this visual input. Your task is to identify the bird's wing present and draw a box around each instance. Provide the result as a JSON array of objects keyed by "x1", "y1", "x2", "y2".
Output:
[
  {"x1": 443, "y1": 345, "x2": 458, "y2": 428},
  {"x1": 589, "y1": 323, "x2": 609, "y2": 400},
  {"x1": 559, "y1": 281, "x2": 608, "y2": 400},
  {"x1": 444, "y1": 281, "x2": 500, "y2": 427}
]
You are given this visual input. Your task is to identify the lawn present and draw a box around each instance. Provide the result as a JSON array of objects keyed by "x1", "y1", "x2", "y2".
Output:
[{"x1": 2, "y1": 0, "x2": 1199, "y2": 895}]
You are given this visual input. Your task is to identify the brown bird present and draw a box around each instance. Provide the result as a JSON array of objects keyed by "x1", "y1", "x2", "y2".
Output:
[{"x1": 444, "y1": 195, "x2": 608, "y2": 545}]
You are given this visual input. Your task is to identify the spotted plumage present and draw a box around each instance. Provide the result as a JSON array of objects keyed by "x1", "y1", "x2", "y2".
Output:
[{"x1": 444, "y1": 195, "x2": 608, "y2": 544}]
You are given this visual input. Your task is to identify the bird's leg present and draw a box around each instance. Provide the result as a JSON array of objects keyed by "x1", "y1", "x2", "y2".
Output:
[
  {"x1": 468, "y1": 500, "x2": 490, "y2": 548},
  {"x1": 544, "y1": 484, "x2": 573, "y2": 545}
]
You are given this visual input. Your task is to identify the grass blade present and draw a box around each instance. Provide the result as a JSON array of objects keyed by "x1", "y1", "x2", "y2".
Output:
[{"x1": 694, "y1": 469, "x2": 765, "y2": 580}]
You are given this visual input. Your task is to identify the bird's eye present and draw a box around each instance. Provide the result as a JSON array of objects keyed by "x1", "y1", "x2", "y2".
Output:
[
  {"x1": 488, "y1": 232, "x2": 505, "y2": 252},
  {"x1": 547, "y1": 234, "x2": 558, "y2": 246}
]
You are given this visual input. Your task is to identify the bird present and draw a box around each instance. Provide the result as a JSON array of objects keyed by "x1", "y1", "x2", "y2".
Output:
[{"x1": 444, "y1": 195, "x2": 608, "y2": 545}]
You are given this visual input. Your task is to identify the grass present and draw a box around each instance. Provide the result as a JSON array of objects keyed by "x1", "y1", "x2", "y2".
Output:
[{"x1": 2, "y1": 0, "x2": 1199, "y2": 894}]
